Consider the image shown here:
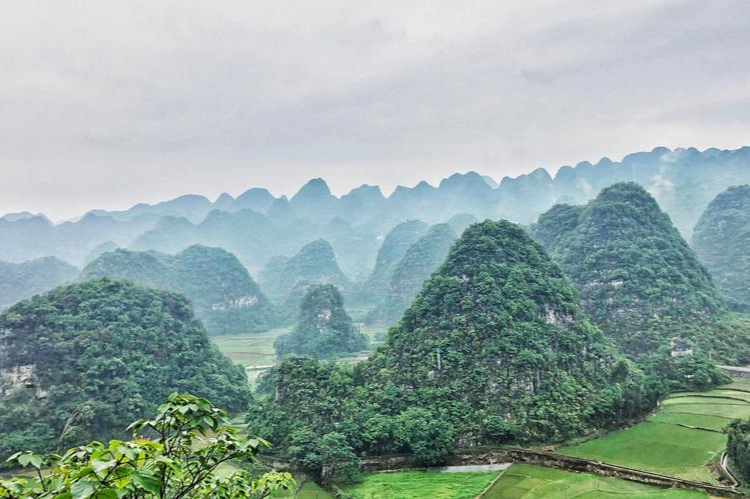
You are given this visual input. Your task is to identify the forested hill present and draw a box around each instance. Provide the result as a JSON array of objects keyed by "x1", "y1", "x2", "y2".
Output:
[
  {"x1": 358, "y1": 219, "x2": 428, "y2": 305},
  {"x1": 2, "y1": 146, "x2": 748, "y2": 280},
  {"x1": 0, "y1": 279, "x2": 249, "y2": 460},
  {"x1": 0, "y1": 257, "x2": 79, "y2": 310},
  {"x1": 692, "y1": 185, "x2": 750, "y2": 312},
  {"x1": 82, "y1": 245, "x2": 278, "y2": 335},
  {"x1": 257, "y1": 239, "x2": 350, "y2": 314},
  {"x1": 252, "y1": 220, "x2": 653, "y2": 461},
  {"x1": 367, "y1": 220, "x2": 649, "y2": 440},
  {"x1": 531, "y1": 182, "x2": 750, "y2": 362},
  {"x1": 368, "y1": 223, "x2": 457, "y2": 325},
  {"x1": 274, "y1": 284, "x2": 368, "y2": 358}
]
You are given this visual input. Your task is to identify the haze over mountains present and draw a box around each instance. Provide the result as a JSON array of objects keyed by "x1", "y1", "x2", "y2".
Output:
[{"x1": 3, "y1": 146, "x2": 749, "y2": 279}]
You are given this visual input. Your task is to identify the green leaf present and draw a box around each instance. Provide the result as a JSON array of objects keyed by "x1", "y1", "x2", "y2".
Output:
[
  {"x1": 70, "y1": 479, "x2": 97, "y2": 499},
  {"x1": 94, "y1": 488, "x2": 118, "y2": 499},
  {"x1": 17, "y1": 453, "x2": 33, "y2": 467},
  {"x1": 131, "y1": 472, "x2": 161, "y2": 494}
]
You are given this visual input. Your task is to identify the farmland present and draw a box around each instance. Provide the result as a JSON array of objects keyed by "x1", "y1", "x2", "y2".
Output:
[
  {"x1": 211, "y1": 323, "x2": 388, "y2": 383},
  {"x1": 336, "y1": 471, "x2": 498, "y2": 499},
  {"x1": 483, "y1": 464, "x2": 708, "y2": 498},
  {"x1": 560, "y1": 387, "x2": 750, "y2": 484}
]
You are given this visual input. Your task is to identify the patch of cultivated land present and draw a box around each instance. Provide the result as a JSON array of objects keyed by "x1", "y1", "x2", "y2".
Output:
[
  {"x1": 337, "y1": 470, "x2": 497, "y2": 499},
  {"x1": 296, "y1": 481, "x2": 333, "y2": 498},
  {"x1": 211, "y1": 323, "x2": 388, "y2": 383},
  {"x1": 559, "y1": 387, "x2": 750, "y2": 484},
  {"x1": 484, "y1": 464, "x2": 708, "y2": 498}
]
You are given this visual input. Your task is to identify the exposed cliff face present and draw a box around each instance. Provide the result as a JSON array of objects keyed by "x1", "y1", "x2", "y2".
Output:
[
  {"x1": 531, "y1": 183, "x2": 750, "y2": 362},
  {"x1": 82, "y1": 245, "x2": 278, "y2": 335},
  {"x1": 692, "y1": 185, "x2": 750, "y2": 312}
]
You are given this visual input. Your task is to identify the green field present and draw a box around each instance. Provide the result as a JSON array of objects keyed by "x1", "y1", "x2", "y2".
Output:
[
  {"x1": 337, "y1": 471, "x2": 497, "y2": 499},
  {"x1": 211, "y1": 323, "x2": 388, "y2": 383},
  {"x1": 560, "y1": 388, "x2": 750, "y2": 484},
  {"x1": 484, "y1": 464, "x2": 707, "y2": 498},
  {"x1": 296, "y1": 481, "x2": 333, "y2": 498}
]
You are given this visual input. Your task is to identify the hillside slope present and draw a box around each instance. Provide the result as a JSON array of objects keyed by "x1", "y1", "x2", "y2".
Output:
[
  {"x1": 368, "y1": 223, "x2": 457, "y2": 325},
  {"x1": 82, "y1": 245, "x2": 278, "y2": 335},
  {"x1": 0, "y1": 279, "x2": 249, "y2": 459},
  {"x1": 692, "y1": 185, "x2": 750, "y2": 312},
  {"x1": 0, "y1": 257, "x2": 79, "y2": 310},
  {"x1": 531, "y1": 183, "x2": 750, "y2": 362}
]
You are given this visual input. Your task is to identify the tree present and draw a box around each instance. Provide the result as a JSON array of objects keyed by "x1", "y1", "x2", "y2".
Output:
[
  {"x1": 0, "y1": 394, "x2": 293, "y2": 499},
  {"x1": 727, "y1": 418, "x2": 750, "y2": 483},
  {"x1": 395, "y1": 408, "x2": 454, "y2": 466}
]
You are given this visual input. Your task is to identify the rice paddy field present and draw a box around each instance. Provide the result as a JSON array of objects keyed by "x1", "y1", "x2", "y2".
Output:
[
  {"x1": 336, "y1": 471, "x2": 498, "y2": 499},
  {"x1": 559, "y1": 385, "x2": 750, "y2": 484},
  {"x1": 483, "y1": 464, "x2": 708, "y2": 498}
]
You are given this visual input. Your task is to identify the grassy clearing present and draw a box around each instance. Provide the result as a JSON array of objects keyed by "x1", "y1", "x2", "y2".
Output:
[
  {"x1": 560, "y1": 389, "x2": 750, "y2": 484},
  {"x1": 337, "y1": 471, "x2": 497, "y2": 499},
  {"x1": 483, "y1": 464, "x2": 707, "y2": 498}
]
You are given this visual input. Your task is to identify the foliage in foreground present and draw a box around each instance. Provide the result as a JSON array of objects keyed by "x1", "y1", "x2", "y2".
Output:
[
  {"x1": 0, "y1": 394, "x2": 293, "y2": 499},
  {"x1": 0, "y1": 279, "x2": 250, "y2": 461}
]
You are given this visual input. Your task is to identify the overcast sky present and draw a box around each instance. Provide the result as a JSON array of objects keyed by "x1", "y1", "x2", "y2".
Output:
[{"x1": 1, "y1": 0, "x2": 749, "y2": 220}]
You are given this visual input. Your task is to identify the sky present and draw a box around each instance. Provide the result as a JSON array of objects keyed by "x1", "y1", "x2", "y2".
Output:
[{"x1": 1, "y1": 0, "x2": 749, "y2": 221}]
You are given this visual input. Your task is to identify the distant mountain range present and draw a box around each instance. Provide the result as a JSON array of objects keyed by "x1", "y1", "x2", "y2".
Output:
[{"x1": 2, "y1": 145, "x2": 749, "y2": 280}]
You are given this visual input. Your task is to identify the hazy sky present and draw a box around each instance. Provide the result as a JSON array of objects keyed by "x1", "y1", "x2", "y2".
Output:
[{"x1": 1, "y1": 0, "x2": 749, "y2": 220}]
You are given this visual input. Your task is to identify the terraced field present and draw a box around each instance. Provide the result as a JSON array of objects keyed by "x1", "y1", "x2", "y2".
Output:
[
  {"x1": 483, "y1": 464, "x2": 708, "y2": 498},
  {"x1": 560, "y1": 387, "x2": 750, "y2": 484}
]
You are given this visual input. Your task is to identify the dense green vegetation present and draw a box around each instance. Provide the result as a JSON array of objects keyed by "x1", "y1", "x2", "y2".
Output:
[
  {"x1": 82, "y1": 245, "x2": 278, "y2": 335},
  {"x1": 727, "y1": 417, "x2": 750, "y2": 484},
  {"x1": 258, "y1": 240, "x2": 350, "y2": 316},
  {"x1": 0, "y1": 279, "x2": 250, "y2": 461},
  {"x1": 0, "y1": 257, "x2": 79, "y2": 310},
  {"x1": 692, "y1": 185, "x2": 750, "y2": 312},
  {"x1": 0, "y1": 393, "x2": 293, "y2": 498},
  {"x1": 560, "y1": 387, "x2": 750, "y2": 483},
  {"x1": 531, "y1": 182, "x2": 750, "y2": 362},
  {"x1": 337, "y1": 470, "x2": 497, "y2": 499},
  {"x1": 274, "y1": 285, "x2": 368, "y2": 359},
  {"x1": 368, "y1": 223, "x2": 456, "y2": 325},
  {"x1": 250, "y1": 220, "x2": 656, "y2": 476},
  {"x1": 485, "y1": 464, "x2": 707, "y2": 498}
]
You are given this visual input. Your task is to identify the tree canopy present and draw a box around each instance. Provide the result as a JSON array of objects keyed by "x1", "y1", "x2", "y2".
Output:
[
  {"x1": 250, "y1": 220, "x2": 655, "y2": 472},
  {"x1": 531, "y1": 182, "x2": 750, "y2": 362},
  {"x1": 0, "y1": 279, "x2": 250, "y2": 461},
  {"x1": 82, "y1": 246, "x2": 278, "y2": 335}
]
